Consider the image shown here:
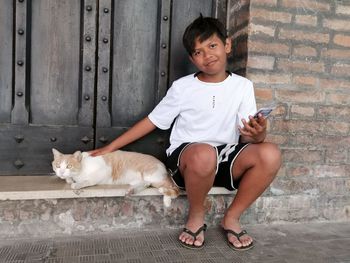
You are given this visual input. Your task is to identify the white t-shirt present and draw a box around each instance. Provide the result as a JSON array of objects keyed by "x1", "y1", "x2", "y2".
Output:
[{"x1": 148, "y1": 73, "x2": 257, "y2": 156}]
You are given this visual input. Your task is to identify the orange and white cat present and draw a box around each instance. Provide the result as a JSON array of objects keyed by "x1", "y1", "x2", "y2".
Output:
[{"x1": 52, "y1": 148, "x2": 179, "y2": 207}]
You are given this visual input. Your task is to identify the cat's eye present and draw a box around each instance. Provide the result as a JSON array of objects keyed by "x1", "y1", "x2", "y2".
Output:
[
  {"x1": 67, "y1": 164, "x2": 72, "y2": 169},
  {"x1": 55, "y1": 163, "x2": 60, "y2": 168}
]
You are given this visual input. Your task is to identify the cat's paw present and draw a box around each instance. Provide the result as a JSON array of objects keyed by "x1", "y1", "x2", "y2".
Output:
[
  {"x1": 163, "y1": 196, "x2": 172, "y2": 207},
  {"x1": 66, "y1": 178, "x2": 74, "y2": 184},
  {"x1": 71, "y1": 183, "x2": 82, "y2": 190},
  {"x1": 125, "y1": 188, "x2": 135, "y2": 196}
]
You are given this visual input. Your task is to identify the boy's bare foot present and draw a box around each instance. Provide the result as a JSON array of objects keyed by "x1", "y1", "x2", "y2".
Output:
[
  {"x1": 179, "y1": 217, "x2": 206, "y2": 247},
  {"x1": 221, "y1": 216, "x2": 253, "y2": 249}
]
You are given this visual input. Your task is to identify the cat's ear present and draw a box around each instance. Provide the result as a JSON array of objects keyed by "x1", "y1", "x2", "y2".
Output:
[
  {"x1": 52, "y1": 148, "x2": 62, "y2": 158},
  {"x1": 73, "y1": 151, "x2": 82, "y2": 161}
]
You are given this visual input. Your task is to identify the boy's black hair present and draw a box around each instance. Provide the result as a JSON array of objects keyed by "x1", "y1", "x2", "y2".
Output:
[{"x1": 182, "y1": 14, "x2": 228, "y2": 56}]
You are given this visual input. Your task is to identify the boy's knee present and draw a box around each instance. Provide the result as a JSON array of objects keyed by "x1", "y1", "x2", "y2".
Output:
[
  {"x1": 180, "y1": 144, "x2": 216, "y2": 176},
  {"x1": 259, "y1": 143, "x2": 282, "y2": 170}
]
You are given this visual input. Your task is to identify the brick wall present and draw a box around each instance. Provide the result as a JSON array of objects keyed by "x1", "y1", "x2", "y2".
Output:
[{"x1": 228, "y1": 0, "x2": 350, "y2": 222}]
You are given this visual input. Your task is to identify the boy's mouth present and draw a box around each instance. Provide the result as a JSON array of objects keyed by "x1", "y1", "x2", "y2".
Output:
[{"x1": 205, "y1": 59, "x2": 218, "y2": 67}]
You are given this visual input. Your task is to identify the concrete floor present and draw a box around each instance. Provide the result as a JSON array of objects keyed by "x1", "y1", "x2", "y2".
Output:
[{"x1": 0, "y1": 221, "x2": 349, "y2": 263}]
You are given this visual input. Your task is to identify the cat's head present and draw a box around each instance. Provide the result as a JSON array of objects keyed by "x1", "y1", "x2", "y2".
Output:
[{"x1": 52, "y1": 148, "x2": 83, "y2": 179}]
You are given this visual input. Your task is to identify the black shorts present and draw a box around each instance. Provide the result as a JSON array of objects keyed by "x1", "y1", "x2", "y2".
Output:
[{"x1": 166, "y1": 142, "x2": 250, "y2": 191}]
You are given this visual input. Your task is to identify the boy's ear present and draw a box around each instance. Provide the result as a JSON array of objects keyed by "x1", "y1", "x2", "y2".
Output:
[{"x1": 225, "y1": 38, "x2": 232, "y2": 54}]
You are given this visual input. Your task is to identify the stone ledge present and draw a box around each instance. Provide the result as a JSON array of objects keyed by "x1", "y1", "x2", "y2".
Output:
[{"x1": 0, "y1": 176, "x2": 233, "y2": 201}]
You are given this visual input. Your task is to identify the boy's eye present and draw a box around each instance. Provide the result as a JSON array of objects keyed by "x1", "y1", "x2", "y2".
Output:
[
  {"x1": 193, "y1": 51, "x2": 200, "y2": 56},
  {"x1": 209, "y1": 43, "x2": 217, "y2": 48}
]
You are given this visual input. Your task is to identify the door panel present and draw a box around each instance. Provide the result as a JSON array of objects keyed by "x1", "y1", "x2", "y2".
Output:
[
  {"x1": 30, "y1": 0, "x2": 81, "y2": 125},
  {"x1": 0, "y1": 0, "x2": 95, "y2": 175},
  {"x1": 0, "y1": 0, "x2": 13, "y2": 123},
  {"x1": 112, "y1": 0, "x2": 159, "y2": 126},
  {"x1": 95, "y1": 0, "x2": 171, "y2": 159}
]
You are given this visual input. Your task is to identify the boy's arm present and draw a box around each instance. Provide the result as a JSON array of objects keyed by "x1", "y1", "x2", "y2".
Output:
[
  {"x1": 89, "y1": 117, "x2": 156, "y2": 156},
  {"x1": 238, "y1": 114, "x2": 267, "y2": 143}
]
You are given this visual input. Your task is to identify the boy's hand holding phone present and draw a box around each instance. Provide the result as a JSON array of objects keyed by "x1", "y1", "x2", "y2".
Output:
[
  {"x1": 238, "y1": 106, "x2": 274, "y2": 143},
  {"x1": 253, "y1": 107, "x2": 274, "y2": 120}
]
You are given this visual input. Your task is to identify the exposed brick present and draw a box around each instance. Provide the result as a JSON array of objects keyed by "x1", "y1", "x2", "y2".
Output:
[
  {"x1": 286, "y1": 165, "x2": 312, "y2": 177},
  {"x1": 281, "y1": 0, "x2": 330, "y2": 12},
  {"x1": 265, "y1": 134, "x2": 288, "y2": 145},
  {"x1": 313, "y1": 136, "x2": 350, "y2": 148},
  {"x1": 272, "y1": 120, "x2": 324, "y2": 134},
  {"x1": 282, "y1": 149, "x2": 324, "y2": 164},
  {"x1": 287, "y1": 134, "x2": 315, "y2": 147},
  {"x1": 291, "y1": 105, "x2": 315, "y2": 117},
  {"x1": 279, "y1": 28, "x2": 329, "y2": 44},
  {"x1": 249, "y1": 41, "x2": 290, "y2": 55},
  {"x1": 319, "y1": 78, "x2": 350, "y2": 91},
  {"x1": 248, "y1": 73, "x2": 292, "y2": 84},
  {"x1": 276, "y1": 165, "x2": 286, "y2": 177},
  {"x1": 274, "y1": 104, "x2": 288, "y2": 118},
  {"x1": 336, "y1": 4, "x2": 350, "y2": 15},
  {"x1": 318, "y1": 106, "x2": 349, "y2": 120},
  {"x1": 249, "y1": 23, "x2": 276, "y2": 37},
  {"x1": 295, "y1": 15, "x2": 318, "y2": 27},
  {"x1": 327, "y1": 93, "x2": 350, "y2": 105},
  {"x1": 251, "y1": 8, "x2": 292, "y2": 23},
  {"x1": 313, "y1": 165, "x2": 349, "y2": 178},
  {"x1": 247, "y1": 55, "x2": 275, "y2": 70},
  {"x1": 333, "y1": 34, "x2": 350, "y2": 47},
  {"x1": 321, "y1": 48, "x2": 350, "y2": 60},
  {"x1": 331, "y1": 63, "x2": 350, "y2": 76},
  {"x1": 293, "y1": 45, "x2": 317, "y2": 57},
  {"x1": 323, "y1": 19, "x2": 350, "y2": 32},
  {"x1": 255, "y1": 87, "x2": 274, "y2": 101},
  {"x1": 277, "y1": 58, "x2": 325, "y2": 73},
  {"x1": 276, "y1": 90, "x2": 325, "y2": 103},
  {"x1": 251, "y1": 0, "x2": 277, "y2": 7},
  {"x1": 293, "y1": 75, "x2": 318, "y2": 86},
  {"x1": 324, "y1": 120, "x2": 349, "y2": 135},
  {"x1": 326, "y1": 148, "x2": 348, "y2": 164},
  {"x1": 318, "y1": 178, "x2": 350, "y2": 195}
]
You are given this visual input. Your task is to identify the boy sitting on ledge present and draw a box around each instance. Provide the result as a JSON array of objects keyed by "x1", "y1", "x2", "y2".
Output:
[{"x1": 90, "y1": 15, "x2": 281, "y2": 251}]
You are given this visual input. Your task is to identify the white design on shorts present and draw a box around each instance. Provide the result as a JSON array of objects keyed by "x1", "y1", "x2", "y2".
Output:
[{"x1": 218, "y1": 144, "x2": 237, "y2": 163}]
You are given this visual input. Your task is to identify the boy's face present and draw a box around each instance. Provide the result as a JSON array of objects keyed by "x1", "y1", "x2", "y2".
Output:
[{"x1": 189, "y1": 34, "x2": 231, "y2": 77}]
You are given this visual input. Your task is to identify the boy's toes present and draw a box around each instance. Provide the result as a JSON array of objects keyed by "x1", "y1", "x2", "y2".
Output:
[
  {"x1": 193, "y1": 237, "x2": 204, "y2": 247},
  {"x1": 228, "y1": 236, "x2": 242, "y2": 248},
  {"x1": 179, "y1": 233, "x2": 194, "y2": 245},
  {"x1": 241, "y1": 236, "x2": 253, "y2": 247}
]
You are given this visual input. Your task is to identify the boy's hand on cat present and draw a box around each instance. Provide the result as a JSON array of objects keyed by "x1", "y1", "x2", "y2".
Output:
[
  {"x1": 239, "y1": 114, "x2": 267, "y2": 143},
  {"x1": 88, "y1": 145, "x2": 115, "y2": 156}
]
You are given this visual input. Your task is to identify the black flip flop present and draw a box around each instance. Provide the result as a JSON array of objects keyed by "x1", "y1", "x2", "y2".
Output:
[
  {"x1": 179, "y1": 224, "x2": 207, "y2": 249},
  {"x1": 223, "y1": 228, "x2": 254, "y2": 251}
]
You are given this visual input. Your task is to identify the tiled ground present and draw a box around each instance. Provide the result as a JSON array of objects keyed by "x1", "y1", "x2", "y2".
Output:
[{"x1": 0, "y1": 222, "x2": 349, "y2": 263}]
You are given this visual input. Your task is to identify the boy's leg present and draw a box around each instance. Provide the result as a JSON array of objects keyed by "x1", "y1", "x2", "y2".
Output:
[
  {"x1": 178, "y1": 143, "x2": 217, "y2": 247},
  {"x1": 222, "y1": 142, "x2": 281, "y2": 248}
]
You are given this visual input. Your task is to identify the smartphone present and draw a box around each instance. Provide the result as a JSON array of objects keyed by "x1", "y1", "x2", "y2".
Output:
[{"x1": 253, "y1": 107, "x2": 275, "y2": 119}]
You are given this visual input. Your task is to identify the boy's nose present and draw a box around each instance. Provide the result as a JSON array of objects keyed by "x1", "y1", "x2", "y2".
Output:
[{"x1": 203, "y1": 50, "x2": 213, "y2": 59}]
